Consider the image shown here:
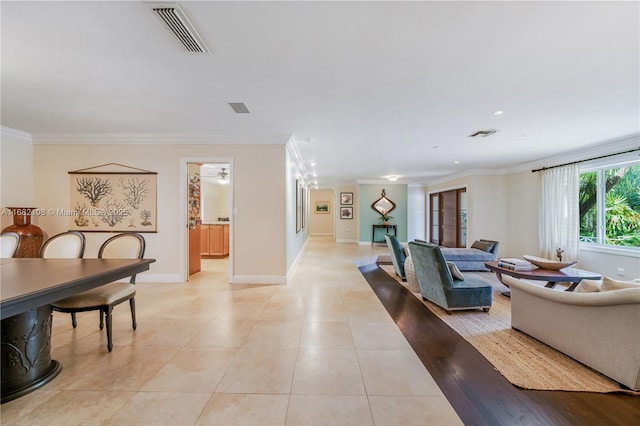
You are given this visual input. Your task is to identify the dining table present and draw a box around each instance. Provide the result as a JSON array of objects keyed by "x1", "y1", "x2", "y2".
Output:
[{"x1": 1, "y1": 257, "x2": 155, "y2": 403}]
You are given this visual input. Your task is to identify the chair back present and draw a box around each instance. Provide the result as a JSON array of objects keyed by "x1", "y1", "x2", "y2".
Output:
[
  {"x1": 98, "y1": 233, "x2": 145, "y2": 259},
  {"x1": 384, "y1": 233, "x2": 406, "y2": 279},
  {"x1": 39, "y1": 231, "x2": 85, "y2": 258},
  {"x1": 0, "y1": 232, "x2": 20, "y2": 258},
  {"x1": 99, "y1": 233, "x2": 145, "y2": 284},
  {"x1": 408, "y1": 241, "x2": 454, "y2": 297}
]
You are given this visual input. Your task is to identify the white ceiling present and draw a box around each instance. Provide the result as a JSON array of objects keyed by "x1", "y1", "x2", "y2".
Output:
[{"x1": 2, "y1": 1, "x2": 638, "y2": 187}]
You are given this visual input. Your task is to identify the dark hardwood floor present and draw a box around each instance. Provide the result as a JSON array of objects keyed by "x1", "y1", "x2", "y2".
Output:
[{"x1": 359, "y1": 264, "x2": 640, "y2": 426}]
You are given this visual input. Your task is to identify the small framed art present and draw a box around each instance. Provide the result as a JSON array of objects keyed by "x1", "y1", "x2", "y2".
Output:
[
  {"x1": 340, "y1": 206, "x2": 353, "y2": 219},
  {"x1": 340, "y1": 192, "x2": 353, "y2": 205},
  {"x1": 315, "y1": 201, "x2": 330, "y2": 214}
]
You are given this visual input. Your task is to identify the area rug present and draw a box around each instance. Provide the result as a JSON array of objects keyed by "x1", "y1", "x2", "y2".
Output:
[{"x1": 379, "y1": 264, "x2": 639, "y2": 395}]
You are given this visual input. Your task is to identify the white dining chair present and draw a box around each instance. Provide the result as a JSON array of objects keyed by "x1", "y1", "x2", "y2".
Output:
[
  {"x1": 0, "y1": 231, "x2": 21, "y2": 258},
  {"x1": 51, "y1": 233, "x2": 145, "y2": 352},
  {"x1": 39, "y1": 230, "x2": 85, "y2": 258}
]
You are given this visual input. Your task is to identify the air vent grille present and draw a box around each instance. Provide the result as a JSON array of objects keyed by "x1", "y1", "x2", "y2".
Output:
[
  {"x1": 468, "y1": 129, "x2": 498, "y2": 138},
  {"x1": 149, "y1": 3, "x2": 209, "y2": 53},
  {"x1": 229, "y1": 103, "x2": 250, "y2": 114}
]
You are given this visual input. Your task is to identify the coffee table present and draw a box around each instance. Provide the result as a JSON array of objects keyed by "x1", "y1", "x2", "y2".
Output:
[{"x1": 484, "y1": 261, "x2": 601, "y2": 297}]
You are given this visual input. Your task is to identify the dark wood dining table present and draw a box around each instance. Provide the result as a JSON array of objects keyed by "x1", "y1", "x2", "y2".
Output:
[{"x1": 0, "y1": 257, "x2": 155, "y2": 403}]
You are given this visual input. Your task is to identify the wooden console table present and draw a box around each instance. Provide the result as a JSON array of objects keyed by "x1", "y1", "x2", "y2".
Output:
[{"x1": 372, "y1": 224, "x2": 397, "y2": 245}]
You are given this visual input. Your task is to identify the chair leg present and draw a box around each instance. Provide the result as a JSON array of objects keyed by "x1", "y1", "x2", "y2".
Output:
[
  {"x1": 129, "y1": 297, "x2": 137, "y2": 330},
  {"x1": 482, "y1": 307, "x2": 491, "y2": 313},
  {"x1": 71, "y1": 312, "x2": 77, "y2": 328},
  {"x1": 99, "y1": 310, "x2": 104, "y2": 330},
  {"x1": 105, "y1": 306, "x2": 113, "y2": 352}
]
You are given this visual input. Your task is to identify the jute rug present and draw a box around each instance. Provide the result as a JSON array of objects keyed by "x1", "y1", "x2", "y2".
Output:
[{"x1": 379, "y1": 264, "x2": 639, "y2": 395}]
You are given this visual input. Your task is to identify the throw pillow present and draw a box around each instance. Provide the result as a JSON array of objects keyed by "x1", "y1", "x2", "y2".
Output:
[
  {"x1": 575, "y1": 279, "x2": 602, "y2": 292},
  {"x1": 471, "y1": 240, "x2": 494, "y2": 252},
  {"x1": 446, "y1": 261, "x2": 465, "y2": 280},
  {"x1": 601, "y1": 276, "x2": 640, "y2": 291}
]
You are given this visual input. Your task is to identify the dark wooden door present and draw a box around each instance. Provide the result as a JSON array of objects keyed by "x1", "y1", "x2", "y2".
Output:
[{"x1": 440, "y1": 190, "x2": 457, "y2": 247}]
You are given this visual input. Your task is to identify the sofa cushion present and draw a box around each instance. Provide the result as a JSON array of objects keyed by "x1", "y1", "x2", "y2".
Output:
[
  {"x1": 446, "y1": 261, "x2": 465, "y2": 280},
  {"x1": 601, "y1": 276, "x2": 640, "y2": 291},
  {"x1": 471, "y1": 240, "x2": 494, "y2": 252},
  {"x1": 575, "y1": 279, "x2": 602, "y2": 293}
]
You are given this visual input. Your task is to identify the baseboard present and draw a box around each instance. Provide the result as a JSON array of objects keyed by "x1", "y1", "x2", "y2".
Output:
[{"x1": 231, "y1": 275, "x2": 287, "y2": 285}]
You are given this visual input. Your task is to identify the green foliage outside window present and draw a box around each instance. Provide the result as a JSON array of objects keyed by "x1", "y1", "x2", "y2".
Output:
[{"x1": 579, "y1": 163, "x2": 640, "y2": 247}]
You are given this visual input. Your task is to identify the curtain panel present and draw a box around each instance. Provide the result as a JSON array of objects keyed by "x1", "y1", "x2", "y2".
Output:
[{"x1": 539, "y1": 164, "x2": 580, "y2": 261}]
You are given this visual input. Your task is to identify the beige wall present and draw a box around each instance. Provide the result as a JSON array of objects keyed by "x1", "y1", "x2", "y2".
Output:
[
  {"x1": 1, "y1": 131, "x2": 34, "y2": 230},
  {"x1": 505, "y1": 170, "x2": 540, "y2": 259},
  {"x1": 201, "y1": 181, "x2": 230, "y2": 223},
  {"x1": 309, "y1": 189, "x2": 334, "y2": 236},
  {"x1": 30, "y1": 143, "x2": 287, "y2": 283}
]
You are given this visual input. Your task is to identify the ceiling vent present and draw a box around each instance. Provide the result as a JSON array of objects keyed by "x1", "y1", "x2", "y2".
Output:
[
  {"x1": 229, "y1": 103, "x2": 250, "y2": 114},
  {"x1": 148, "y1": 2, "x2": 209, "y2": 53},
  {"x1": 468, "y1": 129, "x2": 498, "y2": 138}
]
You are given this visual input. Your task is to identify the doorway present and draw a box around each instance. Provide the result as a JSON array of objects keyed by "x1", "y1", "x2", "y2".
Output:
[{"x1": 180, "y1": 158, "x2": 233, "y2": 282}]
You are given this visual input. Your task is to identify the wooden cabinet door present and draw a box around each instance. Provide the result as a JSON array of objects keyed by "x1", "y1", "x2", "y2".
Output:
[
  {"x1": 210, "y1": 225, "x2": 223, "y2": 254},
  {"x1": 222, "y1": 224, "x2": 229, "y2": 255},
  {"x1": 200, "y1": 225, "x2": 210, "y2": 255}
]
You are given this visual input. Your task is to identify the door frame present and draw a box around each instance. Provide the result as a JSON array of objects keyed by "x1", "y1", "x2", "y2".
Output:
[{"x1": 179, "y1": 157, "x2": 234, "y2": 282}]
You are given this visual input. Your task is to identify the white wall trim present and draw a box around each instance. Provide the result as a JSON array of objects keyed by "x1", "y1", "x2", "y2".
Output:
[
  {"x1": 424, "y1": 169, "x2": 505, "y2": 187},
  {"x1": 231, "y1": 275, "x2": 287, "y2": 285},
  {"x1": 1, "y1": 126, "x2": 33, "y2": 144},
  {"x1": 30, "y1": 133, "x2": 291, "y2": 145}
]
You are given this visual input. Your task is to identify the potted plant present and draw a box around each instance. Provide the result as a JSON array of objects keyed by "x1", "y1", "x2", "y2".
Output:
[{"x1": 380, "y1": 211, "x2": 393, "y2": 225}]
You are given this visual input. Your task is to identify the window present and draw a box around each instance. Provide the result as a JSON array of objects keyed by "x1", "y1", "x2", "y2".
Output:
[{"x1": 579, "y1": 161, "x2": 640, "y2": 249}]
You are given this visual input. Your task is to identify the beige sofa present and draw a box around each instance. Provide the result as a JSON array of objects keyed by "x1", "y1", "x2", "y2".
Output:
[{"x1": 503, "y1": 276, "x2": 640, "y2": 391}]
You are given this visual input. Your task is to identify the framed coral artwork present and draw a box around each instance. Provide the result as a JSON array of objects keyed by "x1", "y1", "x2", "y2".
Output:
[{"x1": 68, "y1": 163, "x2": 157, "y2": 232}]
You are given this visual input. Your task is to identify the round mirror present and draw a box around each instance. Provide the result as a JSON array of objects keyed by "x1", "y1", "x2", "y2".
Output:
[{"x1": 371, "y1": 189, "x2": 396, "y2": 216}]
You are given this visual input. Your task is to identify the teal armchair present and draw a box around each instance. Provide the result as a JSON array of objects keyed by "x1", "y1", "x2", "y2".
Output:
[
  {"x1": 408, "y1": 240, "x2": 492, "y2": 313},
  {"x1": 385, "y1": 233, "x2": 407, "y2": 280}
]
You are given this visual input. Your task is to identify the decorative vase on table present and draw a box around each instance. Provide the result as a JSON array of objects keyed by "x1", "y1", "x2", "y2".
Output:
[{"x1": 2, "y1": 207, "x2": 44, "y2": 258}]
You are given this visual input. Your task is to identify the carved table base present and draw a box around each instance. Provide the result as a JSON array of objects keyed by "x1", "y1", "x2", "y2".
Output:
[{"x1": 1, "y1": 305, "x2": 61, "y2": 403}]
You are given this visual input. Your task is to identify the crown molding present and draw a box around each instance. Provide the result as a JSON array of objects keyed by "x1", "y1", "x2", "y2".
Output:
[
  {"x1": 423, "y1": 168, "x2": 506, "y2": 187},
  {"x1": 1, "y1": 126, "x2": 33, "y2": 144},
  {"x1": 30, "y1": 132, "x2": 291, "y2": 145},
  {"x1": 505, "y1": 133, "x2": 640, "y2": 174}
]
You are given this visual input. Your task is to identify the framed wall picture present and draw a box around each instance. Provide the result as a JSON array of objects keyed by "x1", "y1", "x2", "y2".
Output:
[
  {"x1": 340, "y1": 206, "x2": 353, "y2": 219},
  {"x1": 315, "y1": 201, "x2": 330, "y2": 214},
  {"x1": 340, "y1": 192, "x2": 353, "y2": 205},
  {"x1": 68, "y1": 163, "x2": 157, "y2": 232}
]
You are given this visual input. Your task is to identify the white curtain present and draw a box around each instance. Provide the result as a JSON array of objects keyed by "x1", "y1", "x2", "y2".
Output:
[{"x1": 539, "y1": 164, "x2": 580, "y2": 261}]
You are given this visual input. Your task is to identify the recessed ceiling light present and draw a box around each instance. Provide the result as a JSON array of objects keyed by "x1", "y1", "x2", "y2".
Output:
[
  {"x1": 312, "y1": 172, "x2": 317, "y2": 177},
  {"x1": 493, "y1": 110, "x2": 504, "y2": 115},
  {"x1": 454, "y1": 160, "x2": 460, "y2": 164},
  {"x1": 310, "y1": 162, "x2": 316, "y2": 167},
  {"x1": 387, "y1": 175, "x2": 399, "y2": 182},
  {"x1": 518, "y1": 135, "x2": 527, "y2": 140}
]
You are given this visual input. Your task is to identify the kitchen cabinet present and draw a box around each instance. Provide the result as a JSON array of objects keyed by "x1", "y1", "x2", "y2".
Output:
[{"x1": 201, "y1": 223, "x2": 229, "y2": 257}]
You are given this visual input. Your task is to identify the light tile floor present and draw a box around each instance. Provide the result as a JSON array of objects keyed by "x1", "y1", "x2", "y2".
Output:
[{"x1": 1, "y1": 236, "x2": 462, "y2": 425}]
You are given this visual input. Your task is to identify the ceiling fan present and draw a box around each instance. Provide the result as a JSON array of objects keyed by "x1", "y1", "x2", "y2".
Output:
[{"x1": 217, "y1": 168, "x2": 229, "y2": 184}]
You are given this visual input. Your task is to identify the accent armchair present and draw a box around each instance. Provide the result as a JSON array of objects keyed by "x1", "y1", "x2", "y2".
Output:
[
  {"x1": 408, "y1": 240, "x2": 492, "y2": 313},
  {"x1": 384, "y1": 233, "x2": 407, "y2": 280}
]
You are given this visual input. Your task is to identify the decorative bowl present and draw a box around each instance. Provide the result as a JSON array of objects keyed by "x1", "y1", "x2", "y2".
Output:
[{"x1": 522, "y1": 255, "x2": 577, "y2": 271}]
